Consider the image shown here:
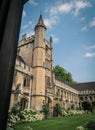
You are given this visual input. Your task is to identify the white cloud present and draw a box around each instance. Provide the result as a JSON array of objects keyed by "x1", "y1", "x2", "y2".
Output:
[
  {"x1": 21, "y1": 31, "x2": 34, "y2": 39},
  {"x1": 27, "y1": 31, "x2": 34, "y2": 37},
  {"x1": 79, "y1": 17, "x2": 85, "y2": 21},
  {"x1": 74, "y1": 1, "x2": 91, "y2": 16},
  {"x1": 84, "y1": 45, "x2": 95, "y2": 58},
  {"x1": 89, "y1": 18, "x2": 95, "y2": 27},
  {"x1": 58, "y1": 3, "x2": 73, "y2": 14},
  {"x1": 28, "y1": 0, "x2": 38, "y2": 5},
  {"x1": 49, "y1": 0, "x2": 91, "y2": 16},
  {"x1": 50, "y1": 6, "x2": 58, "y2": 16},
  {"x1": 22, "y1": 10, "x2": 26, "y2": 17},
  {"x1": 52, "y1": 35, "x2": 59, "y2": 43},
  {"x1": 89, "y1": 44, "x2": 95, "y2": 49},
  {"x1": 81, "y1": 17, "x2": 95, "y2": 31},
  {"x1": 87, "y1": 44, "x2": 95, "y2": 49},
  {"x1": 84, "y1": 52, "x2": 95, "y2": 58},
  {"x1": 45, "y1": 0, "x2": 91, "y2": 30},
  {"x1": 81, "y1": 25, "x2": 88, "y2": 31},
  {"x1": 28, "y1": 21, "x2": 32, "y2": 25},
  {"x1": 44, "y1": 17, "x2": 57, "y2": 29},
  {"x1": 22, "y1": 21, "x2": 32, "y2": 30},
  {"x1": 50, "y1": 1, "x2": 73, "y2": 16},
  {"x1": 22, "y1": 24, "x2": 28, "y2": 30}
]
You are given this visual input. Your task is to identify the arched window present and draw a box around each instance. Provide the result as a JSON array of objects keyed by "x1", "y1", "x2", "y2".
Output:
[
  {"x1": 23, "y1": 76, "x2": 26, "y2": 87},
  {"x1": 23, "y1": 75, "x2": 30, "y2": 87},
  {"x1": 27, "y1": 76, "x2": 30, "y2": 87},
  {"x1": 20, "y1": 98, "x2": 28, "y2": 110}
]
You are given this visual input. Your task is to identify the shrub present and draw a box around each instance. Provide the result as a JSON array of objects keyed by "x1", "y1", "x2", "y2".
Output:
[
  {"x1": 53, "y1": 108, "x2": 85, "y2": 117},
  {"x1": 7, "y1": 109, "x2": 42, "y2": 126},
  {"x1": 53, "y1": 103, "x2": 62, "y2": 117},
  {"x1": 20, "y1": 109, "x2": 42, "y2": 122},
  {"x1": 41, "y1": 103, "x2": 49, "y2": 118},
  {"x1": 85, "y1": 120, "x2": 95, "y2": 130},
  {"x1": 68, "y1": 110, "x2": 85, "y2": 116},
  {"x1": 82, "y1": 101, "x2": 92, "y2": 111},
  {"x1": 92, "y1": 101, "x2": 95, "y2": 113},
  {"x1": 6, "y1": 127, "x2": 14, "y2": 130},
  {"x1": 61, "y1": 109, "x2": 68, "y2": 116},
  {"x1": 10, "y1": 102, "x2": 21, "y2": 116},
  {"x1": 23, "y1": 126, "x2": 33, "y2": 130},
  {"x1": 76, "y1": 126, "x2": 84, "y2": 130},
  {"x1": 7, "y1": 113, "x2": 20, "y2": 126}
]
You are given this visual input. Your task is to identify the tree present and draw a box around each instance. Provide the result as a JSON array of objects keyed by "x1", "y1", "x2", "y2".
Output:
[
  {"x1": 53, "y1": 103, "x2": 62, "y2": 117},
  {"x1": 92, "y1": 101, "x2": 95, "y2": 113},
  {"x1": 85, "y1": 120, "x2": 95, "y2": 130},
  {"x1": 53, "y1": 65, "x2": 76, "y2": 84},
  {"x1": 42, "y1": 103, "x2": 49, "y2": 119},
  {"x1": 82, "y1": 101, "x2": 92, "y2": 111}
]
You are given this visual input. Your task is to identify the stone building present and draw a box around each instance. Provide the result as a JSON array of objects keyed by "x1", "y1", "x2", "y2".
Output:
[{"x1": 10, "y1": 15, "x2": 95, "y2": 112}]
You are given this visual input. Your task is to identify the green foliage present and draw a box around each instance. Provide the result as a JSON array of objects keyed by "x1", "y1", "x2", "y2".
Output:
[
  {"x1": 23, "y1": 126, "x2": 33, "y2": 130},
  {"x1": 85, "y1": 120, "x2": 95, "y2": 130},
  {"x1": 92, "y1": 101, "x2": 95, "y2": 113},
  {"x1": 82, "y1": 101, "x2": 92, "y2": 111},
  {"x1": 8, "y1": 113, "x2": 20, "y2": 126},
  {"x1": 67, "y1": 110, "x2": 85, "y2": 116},
  {"x1": 76, "y1": 126, "x2": 84, "y2": 130},
  {"x1": 53, "y1": 103, "x2": 62, "y2": 117},
  {"x1": 92, "y1": 101, "x2": 95, "y2": 106},
  {"x1": 60, "y1": 110, "x2": 85, "y2": 117},
  {"x1": 53, "y1": 65, "x2": 76, "y2": 84},
  {"x1": 7, "y1": 127, "x2": 14, "y2": 130},
  {"x1": 53, "y1": 105, "x2": 85, "y2": 117},
  {"x1": 10, "y1": 102, "x2": 21, "y2": 115},
  {"x1": 7, "y1": 108, "x2": 42, "y2": 126},
  {"x1": 14, "y1": 114, "x2": 95, "y2": 130},
  {"x1": 42, "y1": 103, "x2": 49, "y2": 118},
  {"x1": 20, "y1": 109, "x2": 42, "y2": 122}
]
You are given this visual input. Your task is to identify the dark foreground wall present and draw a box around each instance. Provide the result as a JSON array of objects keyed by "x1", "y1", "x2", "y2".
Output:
[{"x1": 0, "y1": 0, "x2": 28, "y2": 129}]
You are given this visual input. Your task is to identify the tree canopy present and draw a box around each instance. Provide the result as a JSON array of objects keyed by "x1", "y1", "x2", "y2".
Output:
[
  {"x1": 53, "y1": 65, "x2": 76, "y2": 85},
  {"x1": 82, "y1": 101, "x2": 92, "y2": 111}
]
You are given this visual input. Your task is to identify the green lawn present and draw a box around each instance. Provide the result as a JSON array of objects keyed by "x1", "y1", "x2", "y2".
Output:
[{"x1": 13, "y1": 114, "x2": 95, "y2": 130}]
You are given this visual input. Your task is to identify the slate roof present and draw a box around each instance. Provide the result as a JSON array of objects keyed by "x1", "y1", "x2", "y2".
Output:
[
  {"x1": 71, "y1": 82, "x2": 95, "y2": 91},
  {"x1": 55, "y1": 77, "x2": 95, "y2": 91},
  {"x1": 55, "y1": 76, "x2": 70, "y2": 85}
]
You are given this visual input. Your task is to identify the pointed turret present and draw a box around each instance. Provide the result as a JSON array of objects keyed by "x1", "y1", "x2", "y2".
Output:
[
  {"x1": 34, "y1": 15, "x2": 46, "y2": 31},
  {"x1": 50, "y1": 36, "x2": 53, "y2": 43},
  {"x1": 32, "y1": 15, "x2": 46, "y2": 110}
]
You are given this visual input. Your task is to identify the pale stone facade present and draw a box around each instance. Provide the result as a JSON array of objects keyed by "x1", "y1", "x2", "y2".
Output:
[{"x1": 10, "y1": 15, "x2": 95, "y2": 112}]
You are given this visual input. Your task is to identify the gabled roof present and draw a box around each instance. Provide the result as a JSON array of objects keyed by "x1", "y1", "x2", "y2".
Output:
[{"x1": 71, "y1": 82, "x2": 95, "y2": 91}]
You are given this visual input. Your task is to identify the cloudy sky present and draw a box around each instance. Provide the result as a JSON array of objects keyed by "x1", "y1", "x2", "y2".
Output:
[{"x1": 19, "y1": 0, "x2": 95, "y2": 83}]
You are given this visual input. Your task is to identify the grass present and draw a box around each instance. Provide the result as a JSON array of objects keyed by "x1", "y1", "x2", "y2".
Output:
[{"x1": 13, "y1": 114, "x2": 95, "y2": 130}]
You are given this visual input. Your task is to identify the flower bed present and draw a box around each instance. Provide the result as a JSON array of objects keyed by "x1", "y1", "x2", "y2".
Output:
[
  {"x1": 7, "y1": 109, "x2": 43, "y2": 126},
  {"x1": 61, "y1": 110, "x2": 85, "y2": 116}
]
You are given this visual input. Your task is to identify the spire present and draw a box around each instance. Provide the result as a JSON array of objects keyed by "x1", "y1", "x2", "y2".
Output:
[
  {"x1": 34, "y1": 15, "x2": 46, "y2": 30},
  {"x1": 38, "y1": 15, "x2": 44, "y2": 25},
  {"x1": 50, "y1": 36, "x2": 53, "y2": 43}
]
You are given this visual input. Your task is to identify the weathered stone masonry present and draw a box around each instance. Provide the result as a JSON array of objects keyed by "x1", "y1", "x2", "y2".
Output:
[{"x1": 10, "y1": 15, "x2": 95, "y2": 112}]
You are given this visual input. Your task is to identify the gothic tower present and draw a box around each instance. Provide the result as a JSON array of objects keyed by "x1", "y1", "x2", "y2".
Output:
[{"x1": 32, "y1": 15, "x2": 47, "y2": 110}]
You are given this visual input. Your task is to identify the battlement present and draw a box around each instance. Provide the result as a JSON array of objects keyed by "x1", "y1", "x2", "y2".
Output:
[
  {"x1": 18, "y1": 34, "x2": 35, "y2": 47},
  {"x1": 15, "y1": 56, "x2": 33, "y2": 76}
]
